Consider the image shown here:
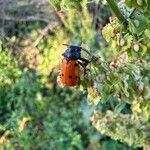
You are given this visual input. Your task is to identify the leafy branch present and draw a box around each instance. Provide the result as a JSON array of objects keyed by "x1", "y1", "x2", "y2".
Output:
[{"x1": 106, "y1": 0, "x2": 127, "y2": 24}]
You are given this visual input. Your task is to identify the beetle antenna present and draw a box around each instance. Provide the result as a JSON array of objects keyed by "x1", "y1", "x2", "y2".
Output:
[
  {"x1": 62, "y1": 44, "x2": 70, "y2": 47},
  {"x1": 81, "y1": 47, "x2": 100, "y2": 62},
  {"x1": 63, "y1": 44, "x2": 80, "y2": 47},
  {"x1": 81, "y1": 47, "x2": 91, "y2": 55}
]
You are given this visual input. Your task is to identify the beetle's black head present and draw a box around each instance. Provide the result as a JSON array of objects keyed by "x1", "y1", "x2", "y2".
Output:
[{"x1": 62, "y1": 45, "x2": 81, "y2": 60}]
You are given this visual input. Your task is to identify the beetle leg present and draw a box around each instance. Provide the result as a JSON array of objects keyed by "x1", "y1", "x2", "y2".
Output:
[
  {"x1": 77, "y1": 61, "x2": 89, "y2": 75},
  {"x1": 79, "y1": 57, "x2": 90, "y2": 66},
  {"x1": 81, "y1": 48, "x2": 100, "y2": 62}
]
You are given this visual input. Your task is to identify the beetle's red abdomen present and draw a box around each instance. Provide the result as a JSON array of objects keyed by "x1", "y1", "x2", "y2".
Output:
[{"x1": 60, "y1": 58, "x2": 80, "y2": 86}]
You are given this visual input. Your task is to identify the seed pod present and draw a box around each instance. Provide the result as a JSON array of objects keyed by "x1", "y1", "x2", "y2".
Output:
[
  {"x1": 119, "y1": 38, "x2": 125, "y2": 46},
  {"x1": 109, "y1": 61, "x2": 118, "y2": 69},
  {"x1": 133, "y1": 43, "x2": 140, "y2": 52},
  {"x1": 109, "y1": 16, "x2": 116, "y2": 23},
  {"x1": 137, "y1": 0, "x2": 143, "y2": 6},
  {"x1": 113, "y1": 28, "x2": 120, "y2": 34},
  {"x1": 87, "y1": 87, "x2": 101, "y2": 105},
  {"x1": 118, "y1": 52, "x2": 128, "y2": 63},
  {"x1": 57, "y1": 71, "x2": 64, "y2": 87},
  {"x1": 134, "y1": 20, "x2": 140, "y2": 27}
]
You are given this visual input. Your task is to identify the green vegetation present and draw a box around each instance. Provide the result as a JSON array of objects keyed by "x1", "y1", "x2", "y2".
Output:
[{"x1": 0, "y1": 0, "x2": 149, "y2": 149}]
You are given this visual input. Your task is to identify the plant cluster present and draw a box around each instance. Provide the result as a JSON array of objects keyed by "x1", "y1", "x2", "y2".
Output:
[
  {"x1": 0, "y1": 0, "x2": 150, "y2": 149},
  {"x1": 85, "y1": 0, "x2": 150, "y2": 149}
]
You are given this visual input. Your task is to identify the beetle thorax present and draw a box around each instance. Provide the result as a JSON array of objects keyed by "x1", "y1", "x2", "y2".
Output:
[{"x1": 62, "y1": 45, "x2": 81, "y2": 60}]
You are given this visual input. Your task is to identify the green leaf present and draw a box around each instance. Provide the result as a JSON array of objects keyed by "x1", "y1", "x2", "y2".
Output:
[
  {"x1": 145, "y1": 29, "x2": 150, "y2": 39},
  {"x1": 50, "y1": 0, "x2": 62, "y2": 10},
  {"x1": 114, "y1": 103, "x2": 126, "y2": 114},
  {"x1": 128, "y1": 15, "x2": 148, "y2": 35}
]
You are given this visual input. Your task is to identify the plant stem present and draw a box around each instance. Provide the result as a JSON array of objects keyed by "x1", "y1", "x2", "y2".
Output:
[{"x1": 106, "y1": 0, "x2": 127, "y2": 24}]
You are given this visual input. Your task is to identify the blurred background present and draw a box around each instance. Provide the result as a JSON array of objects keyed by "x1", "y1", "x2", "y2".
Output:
[{"x1": 0, "y1": 0, "x2": 141, "y2": 149}]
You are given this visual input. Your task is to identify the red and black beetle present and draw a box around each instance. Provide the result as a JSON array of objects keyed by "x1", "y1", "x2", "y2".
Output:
[{"x1": 57, "y1": 44, "x2": 99, "y2": 87}]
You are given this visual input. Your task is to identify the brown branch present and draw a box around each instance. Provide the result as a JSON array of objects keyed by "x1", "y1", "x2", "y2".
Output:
[
  {"x1": 0, "y1": 15, "x2": 51, "y2": 23},
  {"x1": 32, "y1": 22, "x2": 59, "y2": 48}
]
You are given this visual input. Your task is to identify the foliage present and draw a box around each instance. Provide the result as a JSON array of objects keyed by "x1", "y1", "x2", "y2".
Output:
[
  {"x1": 0, "y1": 17, "x2": 131, "y2": 149},
  {"x1": 84, "y1": 0, "x2": 150, "y2": 149},
  {"x1": 0, "y1": 69, "x2": 88, "y2": 149},
  {"x1": 49, "y1": 0, "x2": 150, "y2": 149},
  {"x1": 0, "y1": 0, "x2": 149, "y2": 149},
  {"x1": 0, "y1": 42, "x2": 21, "y2": 123},
  {"x1": 0, "y1": 46, "x2": 133, "y2": 149}
]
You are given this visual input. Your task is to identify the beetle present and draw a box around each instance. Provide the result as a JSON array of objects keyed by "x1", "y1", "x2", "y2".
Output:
[{"x1": 58, "y1": 44, "x2": 99, "y2": 87}]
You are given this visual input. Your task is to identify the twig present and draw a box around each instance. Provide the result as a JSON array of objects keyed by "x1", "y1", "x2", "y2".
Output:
[
  {"x1": 32, "y1": 22, "x2": 58, "y2": 48},
  {"x1": 0, "y1": 15, "x2": 51, "y2": 23},
  {"x1": 106, "y1": 0, "x2": 127, "y2": 24}
]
